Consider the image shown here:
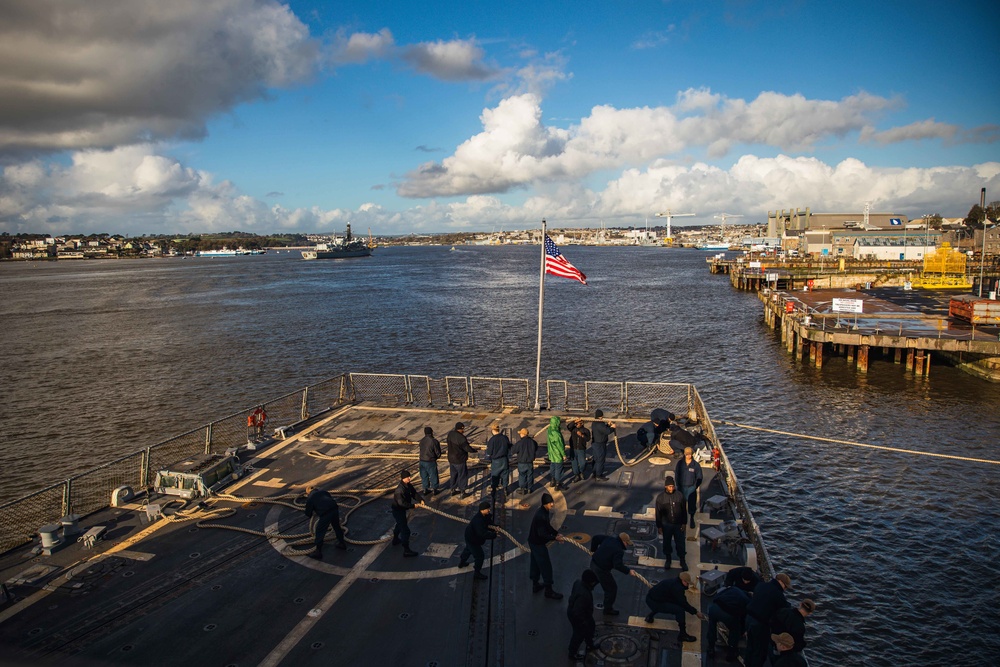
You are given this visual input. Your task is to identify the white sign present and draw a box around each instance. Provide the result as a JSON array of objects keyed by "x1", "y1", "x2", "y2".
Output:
[
  {"x1": 832, "y1": 298, "x2": 864, "y2": 313},
  {"x1": 766, "y1": 272, "x2": 779, "y2": 281},
  {"x1": 749, "y1": 261, "x2": 762, "y2": 268}
]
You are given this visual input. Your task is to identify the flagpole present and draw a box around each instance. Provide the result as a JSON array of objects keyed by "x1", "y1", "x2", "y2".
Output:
[{"x1": 533, "y1": 219, "x2": 546, "y2": 411}]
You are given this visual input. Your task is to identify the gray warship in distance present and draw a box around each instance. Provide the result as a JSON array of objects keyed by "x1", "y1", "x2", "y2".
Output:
[{"x1": 0, "y1": 372, "x2": 775, "y2": 666}]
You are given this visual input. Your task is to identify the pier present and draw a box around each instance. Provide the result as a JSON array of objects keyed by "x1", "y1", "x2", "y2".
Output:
[{"x1": 759, "y1": 288, "x2": 1000, "y2": 381}]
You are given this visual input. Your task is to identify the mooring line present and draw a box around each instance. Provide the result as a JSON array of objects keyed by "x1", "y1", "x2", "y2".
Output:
[{"x1": 716, "y1": 420, "x2": 1000, "y2": 466}]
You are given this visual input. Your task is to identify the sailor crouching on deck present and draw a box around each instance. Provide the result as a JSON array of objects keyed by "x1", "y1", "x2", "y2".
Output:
[
  {"x1": 527, "y1": 493, "x2": 565, "y2": 600},
  {"x1": 304, "y1": 485, "x2": 348, "y2": 560},
  {"x1": 392, "y1": 470, "x2": 424, "y2": 557},
  {"x1": 644, "y1": 571, "x2": 706, "y2": 645},
  {"x1": 589, "y1": 532, "x2": 634, "y2": 616}
]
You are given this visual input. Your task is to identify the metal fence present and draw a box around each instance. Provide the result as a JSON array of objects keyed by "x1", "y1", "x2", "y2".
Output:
[{"x1": 0, "y1": 371, "x2": 772, "y2": 580}]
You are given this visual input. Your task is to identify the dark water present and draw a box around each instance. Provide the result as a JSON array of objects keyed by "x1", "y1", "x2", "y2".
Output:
[{"x1": 2, "y1": 247, "x2": 998, "y2": 666}]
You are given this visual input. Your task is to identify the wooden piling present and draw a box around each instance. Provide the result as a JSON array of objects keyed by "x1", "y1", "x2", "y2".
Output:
[
  {"x1": 846, "y1": 345, "x2": 855, "y2": 363},
  {"x1": 796, "y1": 334, "x2": 804, "y2": 361},
  {"x1": 906, "y1": 349, "x2": 915, "y2": 372},
  {"x1": 925, "y1": 352, "x2": 931, "y2": 376},
  {"x1": 858, "y1": 345, "x2": 869, "y2": 373},
  {"x1": 814, "y1": 342, "x2": 824, "y2": 368},
  {"x1": 894, "y1": 348, "x2": 902, "y2": 365},
  {"x1": 915, "y1": 350, "x2": 926, "y2": 376}
]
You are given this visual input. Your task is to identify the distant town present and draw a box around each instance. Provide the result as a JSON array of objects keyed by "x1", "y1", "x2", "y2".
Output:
[{"x1": 2, "y1": 203, "x2": 998, "y2": 260}]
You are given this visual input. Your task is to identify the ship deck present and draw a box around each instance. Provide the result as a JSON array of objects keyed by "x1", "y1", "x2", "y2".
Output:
[{"x1": 0, "y1": 402, "x2": 751, "y2": 667}]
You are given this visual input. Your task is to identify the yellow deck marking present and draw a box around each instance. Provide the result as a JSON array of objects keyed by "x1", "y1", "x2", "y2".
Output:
[
  {"x1": 638, "y1": 556, "x2": 666, "y2": 568},
  {"x1": 252, "y1": 477, "x2": 287, "y2": 488},
  {"x1": 582, "y1": 506, "x2": 624, "y2": 518},
  {"x1": 632, "y1": 507, "x2": 656, "y2": 521}
]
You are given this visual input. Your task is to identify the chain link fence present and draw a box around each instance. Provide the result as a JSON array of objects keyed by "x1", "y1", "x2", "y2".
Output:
[{"x1": 624, "y1": 381, "x2": 691, "y2": 418}]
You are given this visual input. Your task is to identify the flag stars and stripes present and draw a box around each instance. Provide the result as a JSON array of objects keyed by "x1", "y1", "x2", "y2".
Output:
[{"x1": 544, "y1": 235, "x2": 587, "y2": 284}]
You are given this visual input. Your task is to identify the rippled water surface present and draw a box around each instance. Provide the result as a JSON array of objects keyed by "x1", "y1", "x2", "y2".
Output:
[{"x1": 2, "y1": 247, "x2": 999, "y2": 666}]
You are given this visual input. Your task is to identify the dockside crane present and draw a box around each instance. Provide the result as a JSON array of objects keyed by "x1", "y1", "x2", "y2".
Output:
[
  {"x1": 714, "y1": 212, "x2": 743, "y2": 238},
  {"x1": 655, "y1": 209, "x2": 696, "y2": 245}
]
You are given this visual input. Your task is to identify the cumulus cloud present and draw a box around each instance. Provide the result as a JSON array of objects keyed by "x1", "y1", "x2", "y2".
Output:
[
  {"x1": 3, "y1": 143, "x2": 996, "y2": 236},
  {"x1": 330, "y1": 28, "x2": 396, "y2": 64},
  {"x1": 401, "y1": 38, "x2": 503, "y2": 82},
  {"x1": 0, "y1": 0, "x2": 320, "y2": 157},
  {"x1": 396, "y1": 89, "x2": 898, "y2": 198},
  {"x1": 860, "y1": 119, "x2": 959, "y2": 145}
]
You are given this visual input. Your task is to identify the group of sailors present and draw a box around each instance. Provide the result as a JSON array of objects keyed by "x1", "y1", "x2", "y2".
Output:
[{"x1": 303, "y1": 411, "x2": 813, "y2": 664}]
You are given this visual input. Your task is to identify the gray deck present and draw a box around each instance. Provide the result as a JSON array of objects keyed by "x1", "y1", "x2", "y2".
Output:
[{"x1": 0, "y1": 403, "x2": 748, "y2": 667}]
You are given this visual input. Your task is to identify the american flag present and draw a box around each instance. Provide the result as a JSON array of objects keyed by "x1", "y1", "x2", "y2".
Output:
[{"x1": 544, "y1": 235, "x2": 587, "y2": 284}]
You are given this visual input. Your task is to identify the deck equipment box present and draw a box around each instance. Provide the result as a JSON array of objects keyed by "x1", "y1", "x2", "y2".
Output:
[
  {"x1": 154, "y1": 454, "x2": 244, "y2": 500},
  {"x1": 949, "y1": 295, "x2": 1000, "y2": 324},
  {"x1": 700, "y1": 568, "x2": 726, "y2": 596}
]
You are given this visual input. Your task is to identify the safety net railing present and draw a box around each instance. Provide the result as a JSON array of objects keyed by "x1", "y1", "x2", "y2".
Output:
[
  {"x1": 0, "y1": 373, "x2": 350, "y2": 555},
  {"x1": 691, "y1": 386, "x2": 774, "y2": 581},
  {"x1": 1, "y1": 371, "x2": 772, "y2": 585}
]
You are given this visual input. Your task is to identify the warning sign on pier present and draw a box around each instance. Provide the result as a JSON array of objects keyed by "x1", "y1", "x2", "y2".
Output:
[{"x1": 832, "y1": 298, "x2": 864, "y2": 313}]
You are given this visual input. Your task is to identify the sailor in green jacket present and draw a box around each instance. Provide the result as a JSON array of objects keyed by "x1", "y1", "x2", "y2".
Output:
[{"x1": 546, "y1": 416, "x2": 567, "y2": 490}]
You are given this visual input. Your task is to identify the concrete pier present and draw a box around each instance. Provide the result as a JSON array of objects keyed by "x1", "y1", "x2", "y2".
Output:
[{"x1": 759, "y1": 288, "x2": 1000, "y2": 382}]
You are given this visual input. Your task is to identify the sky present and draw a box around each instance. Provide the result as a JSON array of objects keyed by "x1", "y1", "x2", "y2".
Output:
[{"x1": 1, "y1": 0, "x2": 998, "y2": 237}]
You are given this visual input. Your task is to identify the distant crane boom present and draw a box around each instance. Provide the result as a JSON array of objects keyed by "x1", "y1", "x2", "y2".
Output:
[
  {"x1": 714, "y1": 212, "x2": 743, "y2": 234},
  {"x1": 655, "y1": 210, "x2": 696, "y2": 241}
]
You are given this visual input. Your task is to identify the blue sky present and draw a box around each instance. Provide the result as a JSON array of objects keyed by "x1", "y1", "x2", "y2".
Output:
[{"x1": 1, "y1": 0, "x2": 997, "y2": 236}]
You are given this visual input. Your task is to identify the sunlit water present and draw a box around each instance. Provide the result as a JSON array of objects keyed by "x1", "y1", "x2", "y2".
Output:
[{"x1": 2, "y1": 247, "x2": 998, "y2": 666}]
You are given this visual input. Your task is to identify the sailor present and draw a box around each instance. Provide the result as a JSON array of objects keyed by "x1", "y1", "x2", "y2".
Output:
[
  {"x1": 567, "y1": 569, "x2": 599, "y2": 660},
  {"x1": 724, "y1": 565, "x2": 761, "y2": 594},
  {"x1": 255, "y1": 405, "x2": 267, "y2": 439},
  {"x1": 446, "y1": 422, "x2": 478, "y2": 497},
  {"x1": 567, "y1": 419, "x2": 590, "y2": 482},
  {"x1": 417, "y1": 426, "x2": 442, "y2": 496},
  {"x1": 485, "y1": 424, "x2": 511, "y2": 494},
  {"x1": 589, "y1": 532, "x2": 634, "y2": 616},
  {"x1": 744, "y1": 573, "x2": 792, "y2": 667},
  {"x1": 458, "y1": 501, "x2": 496, "y2": 580},
  {"x1": 511, "y1": 427, "x2": 538, "y2": 494},
  {"x1": 706, "y1": 584, "x2": 751, "y2": 661},
  {"x1": 590, "y1": 410, "x2": 615, "y2": 481},
  {"x1": 545, "y1": 416, "x2": 567, "y2": 490},
  {"x1": 391, "y1": 470, "x2": 424, "y2": 557},
  {"x1": 644, "y1": 572, "x2": 706, "y2": 646},
  {"x1": 635, "y1": 415, "x2": 658, "y2": 451},
  {"x1": 674, "y1": 447, "x2": 703, "y2": 529},
  {"x1": 770, "y1": 632, "x2": 807, "y2": 667},
  {"x1": 654, "y1": 476, "x2": 687, "y2": 570},
  {"x1": 527, "y1": 493, "x2": 565, "y2": 599},
  {"x1": 303, "y1": 485, "x2": 347, "y2": 560},
  {"x1": 770, "y1": 598, "x2": 815, "y2": 657}
]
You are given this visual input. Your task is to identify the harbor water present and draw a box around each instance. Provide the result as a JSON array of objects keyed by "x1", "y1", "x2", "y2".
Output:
[{"x1": 2, "y1": 246, "x2": 998, "y2": 666}]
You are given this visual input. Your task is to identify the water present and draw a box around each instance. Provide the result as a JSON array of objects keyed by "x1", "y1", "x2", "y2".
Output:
[{"x1": 1, "y1": 247, "x2": 998, "y2": 666}]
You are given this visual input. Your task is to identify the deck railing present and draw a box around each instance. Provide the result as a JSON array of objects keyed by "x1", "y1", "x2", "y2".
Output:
[{"x1": 1, "y1": 372, "x2": 772, "y2": 581}]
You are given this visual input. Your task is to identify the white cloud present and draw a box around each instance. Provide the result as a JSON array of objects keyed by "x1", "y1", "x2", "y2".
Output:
[
  {"x1": 3, "y1": 144, "x2": 996, "y2": 236},
  {"x1": 860, "y1": 119, "x2": 959, "y2": 145},
  {"x1": 0, "y1": 0, "x2": 319, "y2": 156},
  {"x1": 397, "y1": 89, "x2": 899, "y2": 198},
  {"x1": 401, "y1": 38, "x2": 503, "y2": 82},
  {"x1": 331, "y1": 28, "x2": 396, "y2": 64}
]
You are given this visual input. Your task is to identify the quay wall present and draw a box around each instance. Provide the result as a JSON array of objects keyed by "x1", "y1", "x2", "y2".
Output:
[{"x1": 759, "y1": 291, "x2": 1000, "y2": 382}]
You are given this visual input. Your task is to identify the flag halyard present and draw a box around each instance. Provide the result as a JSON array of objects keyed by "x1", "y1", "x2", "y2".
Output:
[{"x1": 544, "y1": 235, "x2": 587, "y2": 284}]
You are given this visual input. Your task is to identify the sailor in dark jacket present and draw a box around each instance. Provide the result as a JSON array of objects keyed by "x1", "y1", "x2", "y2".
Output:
[
  {"x1": 770, "y1": 599, "x2": 815, "y2": 655},
  {"x1": 511, "y1": 427, "x2": 538, "y2": 494},
  {"x1": 724, "y1": 565, "x2": 761, "y2": 594},
  {"x1": 527, "y1": 493, "x2": 565, "y2": 599},
  {"x1": 566, "y1": 569, "x2": 599, "y2": 660},
  {"x1": 485, "y1": 424, "x2": 511, "y2": 493},
  {"x1": 567, "y1": 419, "x2": 590, "y2": 481},
  {"x1": 707, "y1": 585, "x2": 751, "y2": 660},
  {"x1": 446, "y1": 422, "x2": 478, "y2": 496},
  {"x1": 644, "y1": 572, "x2": 705, "y2": 644},
  {"x1": 590, "y1": 410, "x2": 615, "y2": 481},
  {"x1": 589, "y1": 532, "x2": 634, "y2": 616},
  {"x1": 304, "y1": 485, "x2": 348, "y2": 559},
  {"x1": 674, "y1": 447, "x2": 703, "y2": 528},
  {"x1": 654, "y1": 476, "x2": 687, "y2": 570},
  {"x1": 417, "y1": 426, "x2": 442, "y2": 496},
  {"x1": 458, "y1": 501, "x2": 496, "y2": 579},
  {"x1": 391, "y1": 470, "x2": 423, "y2": 557},
  {"x1": 744, "y1": 573, "x2": 792, "y2": 667}
]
